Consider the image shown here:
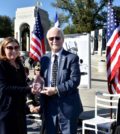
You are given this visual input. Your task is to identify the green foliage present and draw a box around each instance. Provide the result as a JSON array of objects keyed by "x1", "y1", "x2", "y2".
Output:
[
  {"x1": 64, "y1": 25, "x2": 77, "y2": 34},
  {"x1": 52, "y1": 0, "x2": 120, "y2": 33},
  {"x1": 0, "y1": 15, "x2": 13, "y2": 37}
]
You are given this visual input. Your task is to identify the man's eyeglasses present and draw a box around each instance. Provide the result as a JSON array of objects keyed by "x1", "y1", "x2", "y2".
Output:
[
  {"x1": 48, "y1": 36, "x2": 61, "y2": 41},
  {"x1": 5, "y1": 46, "x2": 20, "y2": 51}
]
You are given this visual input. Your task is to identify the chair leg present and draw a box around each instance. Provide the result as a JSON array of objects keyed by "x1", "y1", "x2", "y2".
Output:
[
  {"x1": 95, "y1": 125, "x2": 97, "y2": 134},
  {"x1": 82, "y1": 122, "x2": 85, "y2": 134}
]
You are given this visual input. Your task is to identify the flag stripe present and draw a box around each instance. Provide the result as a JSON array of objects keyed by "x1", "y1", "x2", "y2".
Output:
[
  {"x1": 107, "y1": 27, "x2": 120, "y2": 57},
  {"x1": 107, "y1": 43, "x2": 120, "y2": 81},
  {"x1": 54, "y1": 12, "x2": 59, "y2": 27},
  {"x1": 31, "y1": 37, "x2": 42, "y2": 54}
]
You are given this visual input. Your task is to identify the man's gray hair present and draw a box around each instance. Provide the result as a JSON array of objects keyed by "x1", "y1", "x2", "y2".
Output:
[{"x1": 46, "y1": 27, "x2": 64, "y2": 39}]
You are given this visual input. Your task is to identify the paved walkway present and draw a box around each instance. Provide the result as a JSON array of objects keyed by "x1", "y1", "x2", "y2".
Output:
[{"x1": 79, "y1": 54, "x2": 108, "y2": 120}]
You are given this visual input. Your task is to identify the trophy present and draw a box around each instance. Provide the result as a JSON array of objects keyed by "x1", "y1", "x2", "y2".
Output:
[{"x1": 33, "y1": 74, "x2": 44, "y2": 92}]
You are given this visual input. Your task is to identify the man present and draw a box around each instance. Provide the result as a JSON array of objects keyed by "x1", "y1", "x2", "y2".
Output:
[{"x1": 40, "y1": 27, "x2": 83, "y2": 134}]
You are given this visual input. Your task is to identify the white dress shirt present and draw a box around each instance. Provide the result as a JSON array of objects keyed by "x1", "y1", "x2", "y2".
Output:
[{"x1": 47, "y1": 48, "x2": 63, "y2": 87}]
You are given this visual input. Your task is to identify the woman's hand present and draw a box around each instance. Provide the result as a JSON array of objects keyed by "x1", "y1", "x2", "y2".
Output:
[{"x1": 31, "y1": 87, "x2": 41, "y2": 94}]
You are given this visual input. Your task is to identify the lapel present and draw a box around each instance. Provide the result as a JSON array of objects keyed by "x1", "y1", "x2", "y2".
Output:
[
  {"x1": 57, "y1": 49, "x2": 67, "y2": 84},
  {"x1": 44, "y1": 53, "x2": 51, "y2": 80}
]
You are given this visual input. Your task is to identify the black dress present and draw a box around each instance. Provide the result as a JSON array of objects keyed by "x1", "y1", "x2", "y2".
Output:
[{"x1": 0, "y1": 59, "x2": 31, "y2": 134}]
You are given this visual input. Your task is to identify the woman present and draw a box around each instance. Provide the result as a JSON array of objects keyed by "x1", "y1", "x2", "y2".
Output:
[{"x1": 0, "y1": 37, "x2": 32, "y2": 134}]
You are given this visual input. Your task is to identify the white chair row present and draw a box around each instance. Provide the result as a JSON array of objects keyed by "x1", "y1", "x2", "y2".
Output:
[{"x1": 82, "y1": 92, "x2": 120, "y2": 134}]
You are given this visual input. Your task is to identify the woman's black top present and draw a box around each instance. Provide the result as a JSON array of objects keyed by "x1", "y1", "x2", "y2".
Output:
[{"x1": 0, "y1": 59, "x2": 31, "y2": 134}]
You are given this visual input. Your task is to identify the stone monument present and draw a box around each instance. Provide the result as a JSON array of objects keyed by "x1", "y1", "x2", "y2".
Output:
[{"x1": 14, "y1": 5, "x2": 50, "y2": 55}]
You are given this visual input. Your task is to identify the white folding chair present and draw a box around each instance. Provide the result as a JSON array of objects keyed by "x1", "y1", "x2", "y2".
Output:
[
  {"x1": 82, "y1": 93, "x2": 120, "y2": 134},
  {"x1": 26, "y1": 113, "x2": 42, "y2": 126}
]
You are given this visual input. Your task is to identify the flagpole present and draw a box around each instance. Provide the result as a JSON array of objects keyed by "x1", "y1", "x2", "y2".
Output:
[
  {"x1": 36, "y1": 0, "x2": 40, "y2": 8},
  {"x1": 35, "y1": 0, "x2": 41, "y2": 17},
  {"x1": 35, "y1": 0, "x2": 40, "y2": 11},
  {"x1": 54, "y1": 6, "x2": 59, "y2": 27}
]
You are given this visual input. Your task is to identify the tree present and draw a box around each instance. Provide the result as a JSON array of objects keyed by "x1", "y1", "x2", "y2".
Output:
[
  {"x1": 11, "y1": 17, "x2": 15, "y2": 36},
  {"x1": 0, "y1": 15, "x2": 13, "y2": 37},
  {"x1": 51, "y1": 0, "x2": 118, "y2": 33}
]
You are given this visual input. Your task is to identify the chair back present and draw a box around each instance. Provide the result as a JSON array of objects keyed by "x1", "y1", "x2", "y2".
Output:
[{"x1": 95, "y1": 93, "x2": 120, "y2": 119}]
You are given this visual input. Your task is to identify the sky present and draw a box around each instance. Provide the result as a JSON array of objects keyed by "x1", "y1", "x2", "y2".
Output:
[
  {"x1": 0, "y1": 0, "x2": 120, "y2": 21},
  {"x1": 0, "y1": 0, "x2": 56, "y2": 21}
]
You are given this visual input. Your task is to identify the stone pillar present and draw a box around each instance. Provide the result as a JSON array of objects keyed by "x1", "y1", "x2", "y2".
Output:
[
  {"x1": 26, "y1": 33, "x2": 29, "y2": 51},
  {"x1": 90, "y1": 30, "x2": 95, "y2": 54},
  {"x1": 98, "y1": 29, "x2": 103, "y2": 56}
]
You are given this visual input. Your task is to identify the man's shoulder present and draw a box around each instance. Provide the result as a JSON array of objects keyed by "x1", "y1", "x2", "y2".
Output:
[
  {"x1": 62, "y1": 49, "x2": 78, "y2": 58},
  {"x1": 41, "y1": 52, "x2": 50, "y2": 58}
]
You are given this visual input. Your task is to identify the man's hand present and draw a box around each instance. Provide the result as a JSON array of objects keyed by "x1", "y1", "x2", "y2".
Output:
[
  {"x1": 40, "y1": 87, "x2": 57, "y2": 96},
  {"x1": 29, "y1": 105, "x2": 40, "y2": 113}
]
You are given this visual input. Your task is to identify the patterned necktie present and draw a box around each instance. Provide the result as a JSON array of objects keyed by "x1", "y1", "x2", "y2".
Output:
[{"x1": 51, "y1": 55, "x2": 58, "y2": 87}]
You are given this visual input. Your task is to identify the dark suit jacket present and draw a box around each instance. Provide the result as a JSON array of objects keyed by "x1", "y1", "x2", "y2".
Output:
[
  {"x1": 0, "y1": 59, "x2": 30, "y2": 134},
  {"x1": 40, "y1": 49, "x2": 83, "y2": 120},
  {"x1": 117, "y1": 98, "x2": 120, "y2": 125}
]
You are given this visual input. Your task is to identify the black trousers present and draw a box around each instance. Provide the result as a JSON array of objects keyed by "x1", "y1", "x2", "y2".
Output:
[
  {"x1": 40, "y1": 120, "x2": 46, "y2": 134},
  {"x1": 114, "y1": 126, "x2": 120, "y2": 134},
  {"x1": 114, "y1": 98, "x2": 120, "y2": 134},
  {"x1": 40, "y1": 114, "x2": 61, "y2": 134}
]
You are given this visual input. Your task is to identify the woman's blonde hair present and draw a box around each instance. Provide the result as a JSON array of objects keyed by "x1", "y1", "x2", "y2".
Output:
[{"x1": 0, "y1": 37, "x2": 20, "y2": 60}]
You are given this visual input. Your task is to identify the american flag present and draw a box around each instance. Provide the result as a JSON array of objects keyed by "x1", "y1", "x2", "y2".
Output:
[
  {"x1": 29, "y1": 9, "x2": 45, "y2": 61},
  {"x1": 106, "y1": 1, "x2": 120, "y2": 93},
  {"x1": 54, "y1": 12, "x2": 59, "y2": 27}
]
